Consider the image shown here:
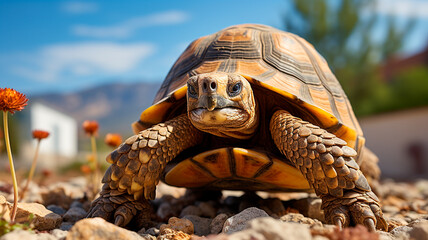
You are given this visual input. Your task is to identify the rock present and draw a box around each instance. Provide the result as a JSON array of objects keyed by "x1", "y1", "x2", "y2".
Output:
[
  {"x1": 157, "y1": 202, "x2": 182, "y2": 220},
  {"x1": 216, "y1": 206, "x2": 234, "y2": 215},
  {"x1": 390, "y1": 225, "x2": 412, "y2": 239},
  {"x1": 145, "y1": 227, "x2": 159, "y2": 236},
  {"x1": 306, "y1": 198, "x2": 324, "y2": 222},
  {"x1": 66, "y1": 217, "x2": 143, "y2": 240},
  {"x1": 409, "y1": 220, "x2": 428, "y2": 240},
  {"x1": 280, "y1": 213, "x2": 323, "y2": 227},
  {"x1": 179, "y1": 205, "x2": 202, "y2": 217},
  {"x1": 0, "y1": 230, "x2": 33, "y2": 240},
  {"x1": 60, "y1": 222, "x2": 74, "y2": 231},
  {"x1": 291, "y1": 197, "x2": 325, "y2": 222},
  {"x1": 318, "y1": 225, "x2": 380, "y2": 240},
  {"x1": 0, "y1": 195, "x2": 11, "y2": 221},
  {"x1": 138, "y1": 234, "x2": 156, "y2": 240},
  {"x1": 210, "y1": 213, "x2": 229, "y2": 234},
  {"x1": 408, "y1": 219, "x2": 428, "y2": 227},
  {"x1": 63, "y1": 207, "x2": 86, "y2": 223},
  {"x1": 13, "y1": 202, "x2": 62, "y2": 231},
  {"x1": 228, "y1": 217, "x2": 312, "y2": 240},
  {"x1": 41, "y1": 179, "x2": 85, "y2": 209},
  {"x1": 51, "y1": 229, "x2": 68, "y2": 240},
  {"x1": 69, "y1": 201, "x2": 84, "y2": 209},
  {"x1": 310, "y1": 224, "x2": 336, "y2": 238},
  {"x1": 223, "y1": 196, "x2": 240, "y2": 207},
  {"x1": 227, "y1": 230, "x2": 265, "y2": 240},
  {"x1": 222, "y1": 207, "x2": 269, "y2": 234},
  {"x1": 416, "y1": 180, "x2": 428, "y2": 196},
  {"x1": 0, "y1": 229, "x2": 56, "y2": 240},
  {"x1": 198, "y1": 201, "x2": 217, "y2": 218},
  {"x1": 159, "y1": 217, "x2": 194, "y2": 235},
  {"x1": 183, "y1": 215, "x2": 211, "y2": 236},
  {"x1": 387, "y1": 217, "x2": 408, "y2": 231},
  {"x1": 238, "y1": 193, "x2": 262, "y2": 212},
  {"x1": 20, "y1": 181, "x2": 43, "y2": 203},
  {"x1": 312, "y1": 236, "x2": 330, "y2": 240},
  {"x1": 157, "y1": 230, "x2": 191, "y2": 240},
  {"x1": 378, "y1": 231, "x2": 394, "y2": 240},
  {"x1": 47, "y1": 205, "x2": 66, "y2": 216},
  {"x1": 261, "y1": 198, "x2": 286, "y2": 216},
  {"x1": 382, "y1": 205, "x2": 400, "y2": 213}
]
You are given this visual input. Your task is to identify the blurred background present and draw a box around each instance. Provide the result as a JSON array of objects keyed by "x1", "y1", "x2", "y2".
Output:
[{"x1": 0, "y1": 0, "x2": 427, "y2": 180}]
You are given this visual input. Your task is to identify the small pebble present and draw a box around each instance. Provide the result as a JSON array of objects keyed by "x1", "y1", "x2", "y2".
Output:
[
  {"x1": 59, "y1": 222, "x2": 74, "y2": 231},
  {"x1": 70, "y1": 200, "x2": 84, "y2": 209},
  {"x1": 145, "y1": 227, "x2": 160, "y2": 236},
  {"x1": 63, "y1": 207, "x2": 87, "y2": 223},
  {"x1": 180, "y1": 205, "x2": 202, "y2": 217},
  {"x1": 47, "y1": 204, "x2": 66, "y2": 216},
  {"x1": 210, "y1": 213, "x2": 229, "y2": 234},
  {"x1": 183, "y1": 215, "x2": 211, "y2": 236}
]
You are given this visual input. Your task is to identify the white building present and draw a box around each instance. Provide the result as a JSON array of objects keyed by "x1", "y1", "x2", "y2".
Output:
[
  {"x1": 360, "y1": 107, "x2": 428, "y2": 180},
  {"x1": 20, "y1": 103, "x2": 78, "y2": 169}
]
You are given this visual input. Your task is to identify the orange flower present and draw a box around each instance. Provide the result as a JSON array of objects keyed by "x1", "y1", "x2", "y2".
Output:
[
  {"x1": 0, "y1": 88, "x2": 28, "y2": 114},
  {"x1": 105, "y1": 133, "x2": 122, "y2": 148},
  {"x1": 82, "y1": 120, "x2": 99, "y2": 135},
  {"x1": 86, "y1": 154, "x2": 95, "y2": 162},
  {"x1": 80, "y1": 164, "x2": 92, "y2": 174},
  {"x1": 41, "y1": 169, "x2": 52, "y2": 177},
  {"x1": 32, "y1": 130, "x2": 50, "y2": 140}
]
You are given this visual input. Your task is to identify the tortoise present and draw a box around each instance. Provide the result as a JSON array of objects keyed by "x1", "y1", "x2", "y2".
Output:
[{"x1": 88, "y1": 24, "x2": 387, "y2": 231}]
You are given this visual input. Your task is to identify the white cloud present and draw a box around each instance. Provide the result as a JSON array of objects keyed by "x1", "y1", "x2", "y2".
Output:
[
  {"x1": 72, "y1": 10, "x2": 190, "y2": 38},
  {"x1": 370, "y1": 0, "x2": 428, "y2": 18},
  {"x1": 62, "y1": 1, "x2": 98, "y2": 14},
  {"x1": 11, "y1": 42, "x2": 155, "y2": 82}
]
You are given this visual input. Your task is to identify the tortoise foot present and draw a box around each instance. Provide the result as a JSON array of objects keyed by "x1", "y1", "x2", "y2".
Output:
[
  {"x1": 87, "y1": 191, "x2": 151, "y2": 227},
  {"x1": 322, "y1": 191, "x2": 388, "y2": 232}
]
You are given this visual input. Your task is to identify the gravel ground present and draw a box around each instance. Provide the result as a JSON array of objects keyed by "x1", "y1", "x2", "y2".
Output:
[{"x1": 1, "y1": 177, "x2": 428, "y2": 240}]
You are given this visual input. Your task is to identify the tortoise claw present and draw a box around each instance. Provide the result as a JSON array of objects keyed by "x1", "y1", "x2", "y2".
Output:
[
  {"x1": 114, "y1": 205, "x2": 134, "y2": 227},
  {"x1": 114, "y1": 215, "x2": 125, "y2": 226},
  {"x1": 378, "y1": 216, "x2": 389, "y2": 231},
  {"x1": 364, "y1": 218, "x2": 376, "y2": 232},
  {"x1": 334, "y1": 217, "x2": 343, "y2": 230},
  {"x1": 323, "y1": 192, "x2": 387, "y2": 231},
  {"x1": 370, "y1": 203, "x2": 388, "y2": 231},
  {"x1": 87, "y1": 192, "x2": 148, "y2": 227}
]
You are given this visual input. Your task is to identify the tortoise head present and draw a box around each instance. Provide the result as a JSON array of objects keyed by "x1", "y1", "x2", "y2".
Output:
[{"x1": 187, "y1": 72, "x2": 258, "y2": 139}]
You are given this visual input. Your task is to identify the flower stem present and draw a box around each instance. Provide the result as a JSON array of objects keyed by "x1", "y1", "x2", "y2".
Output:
[
  {"x1": 20, "y1": 139, "x2": 40, "y2": 201},
  {"x1": 90, "y1": 135, "x2": 99, "y2": 194},
  {"x1": 3, "y1": 111, "x2": 18, "y2": 222}
]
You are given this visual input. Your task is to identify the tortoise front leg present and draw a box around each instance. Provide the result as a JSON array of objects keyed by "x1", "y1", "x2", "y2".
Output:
[
  {"x1": 270, "y1": 110, "x2": 387, "y2": 231},
  {"x1": 87, "y1": 114, "x2": 203, "y2": 227}
]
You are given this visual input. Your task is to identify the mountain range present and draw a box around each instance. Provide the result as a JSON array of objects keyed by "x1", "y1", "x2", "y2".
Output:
[{"x1": 31, "y1": 81, "x2": 162, "y2": 137}]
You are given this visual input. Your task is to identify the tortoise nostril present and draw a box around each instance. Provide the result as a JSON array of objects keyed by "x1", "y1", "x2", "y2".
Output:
[{"x1": 203, "y1": 80, "x2": 217, "y2": 92}]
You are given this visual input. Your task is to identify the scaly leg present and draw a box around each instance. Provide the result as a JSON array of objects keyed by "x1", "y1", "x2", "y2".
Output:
[
  {"x1": 87, "y1": 114, "x2": 203, "y2": 227},
  {"x1": 270, "y1": 110, "x2": 387, "y2": 231}
]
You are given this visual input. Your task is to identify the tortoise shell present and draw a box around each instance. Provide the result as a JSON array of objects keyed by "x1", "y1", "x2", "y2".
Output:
[{"x1": 133, "y1": 24, "x2": 364, "y2": 158}]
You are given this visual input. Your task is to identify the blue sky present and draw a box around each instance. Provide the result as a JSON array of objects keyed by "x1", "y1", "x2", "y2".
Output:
[{"x1": 1, "y1": 0, "x2": 428, "y2": 96}]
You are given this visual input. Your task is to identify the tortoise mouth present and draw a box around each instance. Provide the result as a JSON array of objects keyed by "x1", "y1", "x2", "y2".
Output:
[{"x1": 189, "y1": 107, "x2": 249, "y2": 128}]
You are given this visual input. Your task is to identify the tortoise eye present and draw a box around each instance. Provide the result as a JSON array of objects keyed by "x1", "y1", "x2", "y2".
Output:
[
  {"x1": 187, "y1": 84, "x2": 198, "y2": 97},
  {"x1": 229, "y1": 82, "x2": 242, "y2": 96}
]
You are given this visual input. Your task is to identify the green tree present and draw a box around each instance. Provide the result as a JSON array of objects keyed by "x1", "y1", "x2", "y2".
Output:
[
  {"x1": 386, "y1": 66, "x2": 428, "y2": 111},
  {"x1": 284, "y1": 0, "x2": 414, "y2": 116}
]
